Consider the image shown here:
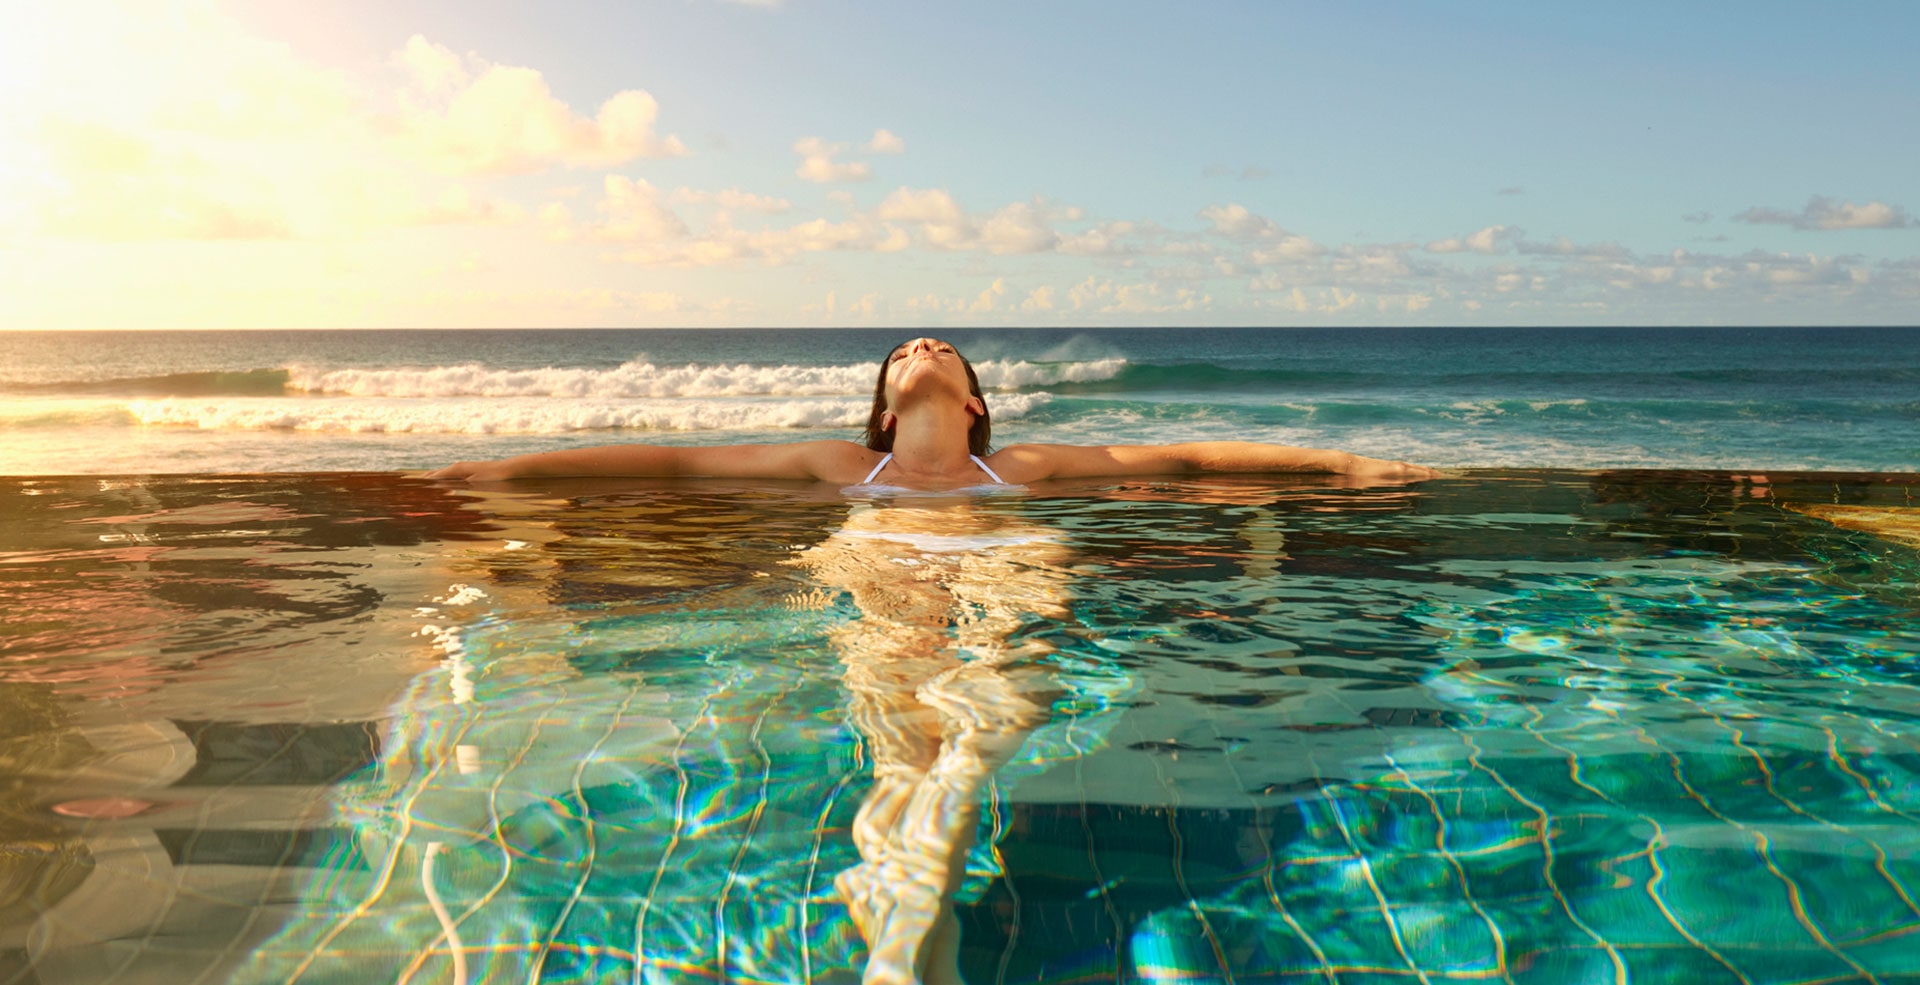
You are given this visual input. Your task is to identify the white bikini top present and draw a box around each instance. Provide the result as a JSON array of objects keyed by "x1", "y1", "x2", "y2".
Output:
[{"x1": 858, "y1": 453, "x2": 1010, "y2": 486}]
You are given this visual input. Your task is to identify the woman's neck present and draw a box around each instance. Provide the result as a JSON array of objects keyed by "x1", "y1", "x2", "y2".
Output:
[{"x1": 884, "y1": 404, "x2": 978, "y2": 478}]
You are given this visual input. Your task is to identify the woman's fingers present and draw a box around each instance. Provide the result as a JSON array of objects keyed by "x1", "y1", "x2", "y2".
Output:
[
  {"x1": 1349, "y1": 457, "x2": 1441, "y2": 483},
  {"x1": 424, "y1": 461, "x2": 507, "y2": 480}
]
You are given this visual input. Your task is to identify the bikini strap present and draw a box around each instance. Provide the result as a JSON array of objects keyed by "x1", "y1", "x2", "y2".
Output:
[
  {"x1": 860, "y1": 453, "x2": 893, "y2": 484},
  {"x1": 970, "y1": 454, "x2": 1008, "y2": 485}
]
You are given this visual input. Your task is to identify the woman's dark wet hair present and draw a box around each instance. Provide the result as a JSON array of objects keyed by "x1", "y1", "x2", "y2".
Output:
[{"x1": 863, "y1": 339, "x2": 992, "y2": 455}]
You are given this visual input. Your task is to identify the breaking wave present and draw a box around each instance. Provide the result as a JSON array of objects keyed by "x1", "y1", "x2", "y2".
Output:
[
  {"x1": 291, "y1": 357, "x2": 1126, "y2": 399},
  {"x1": 120, "y1": 393, "x2": 1053, "y2": 435},
  {"x1": 0, "y1": 358, "x2": 1130, "y2": 400}
]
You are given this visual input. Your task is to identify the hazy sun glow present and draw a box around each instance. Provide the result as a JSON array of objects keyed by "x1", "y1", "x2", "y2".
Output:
[{"x1": 2, "y1": 0, "x2": 1916, "y2": 329}]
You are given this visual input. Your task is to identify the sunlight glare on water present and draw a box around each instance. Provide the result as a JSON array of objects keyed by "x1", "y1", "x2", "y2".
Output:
[{"x1": 3, "y1": 470, "x2": 1919, "y2": 983}]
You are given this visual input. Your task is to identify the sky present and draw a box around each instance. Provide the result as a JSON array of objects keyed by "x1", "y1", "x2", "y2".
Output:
[{"x1": 1, "y1": 0, "x2": 1917, "y2": 329}]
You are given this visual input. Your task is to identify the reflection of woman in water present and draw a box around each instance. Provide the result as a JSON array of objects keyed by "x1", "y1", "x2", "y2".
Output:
[
  {"x1": 431, "y1": 340, "x2": 1436, "y2": 981},
  {"x1": 797, "y1": 502, "x2": 1072, "y2": 983}
]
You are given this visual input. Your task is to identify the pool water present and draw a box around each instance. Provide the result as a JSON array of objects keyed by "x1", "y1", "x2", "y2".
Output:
[{"x1": 4, "y1": 471, "x2": 1919, "y2": 984}]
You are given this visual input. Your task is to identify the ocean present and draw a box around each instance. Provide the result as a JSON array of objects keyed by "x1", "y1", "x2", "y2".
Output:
[
  {"x1": 8, "y1": 329, "x2": 1920, "y2": 982},
  {"x1": 1, "y1": 325, "x2": 1916, "y2": 475}
]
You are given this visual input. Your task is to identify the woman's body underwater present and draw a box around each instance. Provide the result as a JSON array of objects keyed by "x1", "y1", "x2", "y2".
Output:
[
  {"x1": 428, "y1": 337, "x2": 1440, "y2": 488},
  {"x1": 426, "y1": 336, "x2": 1436, "y2": 983}
]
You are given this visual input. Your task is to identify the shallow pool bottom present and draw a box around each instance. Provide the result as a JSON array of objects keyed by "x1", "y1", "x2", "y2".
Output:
[{"x1": 4, "y1": 470, "x2": 1919, "y2": 984}]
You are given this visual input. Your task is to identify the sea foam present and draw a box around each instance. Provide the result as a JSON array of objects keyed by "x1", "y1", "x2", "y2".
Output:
[
  {"x1": 125, "y1": 393, "x2": 1051, "y2": 434},
  {"x1": 286, "y1": 358, "x2": 1126, "y2": 399}
]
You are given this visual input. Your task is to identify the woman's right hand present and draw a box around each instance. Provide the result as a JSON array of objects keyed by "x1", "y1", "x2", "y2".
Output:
[
  {"x1": 424, "y1": 459, "x2": 517, "y2": 481},
  {"x1": 1345, "y1": 455, "x2": 1443, "y2": 484}
]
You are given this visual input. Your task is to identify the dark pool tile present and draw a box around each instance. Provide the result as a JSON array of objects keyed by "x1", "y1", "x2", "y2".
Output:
[
  {"x1": 1522, "y1": 946, "x2": 1736, "y2": 985},
  {"x1": 1121, "y1": 902, "x2": 1335, "y2": 982},
  {"x1": 170, "y1": 720, "x2": 380, "y2": 787},
  {"x1": 1756, "y1": 847, "x2": 1920, "y2": 946},
  {"x1": 1356, "y1": 853, "x2": 1461, "y2": 905},
  {"x1": 1852, "y1": 928, "x2": 1920, "y2": 980},
  {"x1": 956, "y1": 896, "x2": 1122, "y2": 984},
  {"x1": 154, "y1": 827, "x2": 364, "y2": 870}
]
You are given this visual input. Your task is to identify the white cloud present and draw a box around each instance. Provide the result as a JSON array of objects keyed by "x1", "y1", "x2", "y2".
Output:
[
  {"x1": 864, "y1": 129, "x2": 906, "y2": 154},
  {"x1": 1425, "y1": 224, "x2": 1518, "y2": 254},
  {"x1": 969, "y1": 278, "x2": 1006, "y2": 313},
  {"x1": 876, "y1": 186, "x2": 975, "y2": 247},
  {"x1": 1552, "y1": 247, "x2": 1874, "y2": 300},
  {"x1": 1517, "y1": 236, "x2": 1630, "y2": 260},
  {"x1": 531, "y1": 288, "x2": 741, "y2": 319},
  {"x1": 613, "y1": 214, "x2": 883, "y2": 267},
  {"x1": 1256, "y1": 286, "x2": 1362, "y2": 315},
  {"x1": 597, "y1": 175, "x2": 688, "y2": 242},
  {"x1": 538, "y1": 201, "x2": 575, "y2": 242},
  {"x1": 1199, "y1": 203, "x2": 1280, "y2": 239},
  {"x1": 396, "y1": 34, "x2": 466, "y2": 95},
  {"x1": 34, "y1": 4, "x2": 1896, "y2": 329},
  {"x1": 31, "y1": 118, "x2": 293, "y2": 241},
  {"x1": 429, "y1": 253, "x2": 493, "y2": 276},
  {"x1": 1325, "y1": 245, "x2": 1422, "y2": 284},
  {"x1": 1249, "y1": 235, "x2": 1327, "y2": 263},
  {"x1": 36, "y1": 2, "x2": 361, "y2": 143},
  {"x1": 395, "y1": 36, "x2": 686, "y2": 176},
  {"x1": 1068, "y1": 276, "x2": 1210, "y2": 314},
  {"x1": 977, "y1": 201, "x2": 1060, "y2": 254},
  {"x1": 876, "y1": 187, "x2": 966, "y2": 223},
  {"x1": 674, "y1": 187, "x2": 792, "y2": 213},
  {"x1": 794, "y1": 136, "x2": 872, "y2": 183},
  {"x1": 597, "y1": 185, "x2": 1088, "y2": 267},
  {"x1": 17, "y1": 20, "x2": 692, "y2": 241},
  {"x1": 1198, "y1": 204, "x2": 1322, "y2": 263},
  {"x1": 415, "y1": 184, "x2": 525, "y2": 225},
  {"x1": 870, "y1": 191, "x2": 1077, "y2": 254},
  {"x1": 1059, "y1": 221, "x2": 1146, "y2": 256},
  {"x1": 3, "y1": 5, "x2": 392, "y2": 242},
  {"x1": 1734, "y1": 196, "x2": 1915, "y2": 231}
]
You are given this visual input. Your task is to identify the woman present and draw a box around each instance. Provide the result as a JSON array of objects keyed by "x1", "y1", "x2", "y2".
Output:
[
  {"x1": 427, "y1": 337, "x2": 1439, "y2": 487},
  {"x1": 794, "y1": 499, "x2": 1073, "y2": 984},
  {"x1": 426, "y1": 338, "x2": 1433, "y2": 981}
]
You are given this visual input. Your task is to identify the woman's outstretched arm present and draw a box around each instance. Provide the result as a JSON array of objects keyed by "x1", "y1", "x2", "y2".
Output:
[
  {"x1": 991, "y1": 441, "x2": 1438, "y2": 484},
  {"x1": 426, "y1": 439, "x2": 872, "y2": 482}
]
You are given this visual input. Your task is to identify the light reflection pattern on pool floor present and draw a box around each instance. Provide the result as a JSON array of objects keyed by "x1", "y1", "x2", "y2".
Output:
[{"x1": 3, "y1": 471, "x2": 1920, "y2": 984}]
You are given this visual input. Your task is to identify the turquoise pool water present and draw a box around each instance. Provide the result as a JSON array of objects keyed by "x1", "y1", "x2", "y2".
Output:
[{"x1": 4, "y1": 471, "x2": 1920, "y2": 984}]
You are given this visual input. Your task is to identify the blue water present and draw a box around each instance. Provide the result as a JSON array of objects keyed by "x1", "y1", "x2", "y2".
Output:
[
  {"x1": 1, "y1": 326, "x2": 1915, "y2": 474},
  {"x1": 6, "y1": 471, "x2": 1920, "y2": 983}
]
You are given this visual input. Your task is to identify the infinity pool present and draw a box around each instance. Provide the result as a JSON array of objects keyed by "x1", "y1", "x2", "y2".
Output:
[{"x1": 4, "y1": 471, "x2": 1919, "y2": 984}]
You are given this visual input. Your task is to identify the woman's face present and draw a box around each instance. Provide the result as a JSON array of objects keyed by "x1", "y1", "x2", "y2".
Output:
[{"x1": 884, "y1": 337, "x2": 974, "y2": 406}]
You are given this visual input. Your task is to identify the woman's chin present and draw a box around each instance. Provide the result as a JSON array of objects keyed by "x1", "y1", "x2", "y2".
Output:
[{"x1": 888, "y1": 377, "x2": 972, "y2": 407}]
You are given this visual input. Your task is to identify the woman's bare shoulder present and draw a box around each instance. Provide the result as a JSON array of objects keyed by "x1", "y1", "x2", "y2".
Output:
[
  {"x1": 428, "y1": 438, "x2": 882, "y2": 483},
  {"x1": 982, "y1": 443, "x2": 1103, "y2": 483},
  {"x1": 789, "y1": 439, "x2": 886, "y2": 482},
  {"x1": 686, "y1": 438, "x2": 880, "y2": 482}
]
